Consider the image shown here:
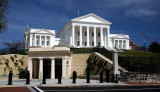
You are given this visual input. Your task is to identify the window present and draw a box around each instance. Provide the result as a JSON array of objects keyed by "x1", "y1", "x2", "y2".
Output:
[
  {"x1": 47, "y1": 41, "x2": 49, "y2": 46},
  {"x1": 42, "y1": 41, "x2": 44, "y2": 46},
  {"x1": 36, "y1": 40, "x2": 39, "y2": 46},
  {"x1": 92, "y1": 42, "x2": 94, "y2": 46},
  {"x1": 98, "y1": 32, "x2": 100, "y2": 37},
  {"x1": 77, "y1": 41, "x2": 79, "y2": 46},
  {"x1": 85, "y1": 42, "x2": 87, "y2": 46},
  {"x1": 85, "y1": 31, "x2": 87, "y2": 36},
  {"x1": 92, "y1": 32, "x2": 94, "y2": 37},
  {"x1": 98, "y1": 42, "x2": 100, "y2": 47},
  {"x1": 78, "y1": 31, "x2": 79, "y2": 36}
]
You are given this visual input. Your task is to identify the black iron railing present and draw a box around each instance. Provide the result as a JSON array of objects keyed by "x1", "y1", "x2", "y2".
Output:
[{"x1": 0, "y1": 48, "x2": 26, "y2": 55}]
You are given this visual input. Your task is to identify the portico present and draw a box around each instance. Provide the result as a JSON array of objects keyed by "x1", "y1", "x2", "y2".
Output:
[
  {"x1": 27, "y1": 46, "x2": 72, "y2": 79},
  {"x1": 71, "y1": 25, "x2": 109, "y2": 48},
  {"x1": 58, "y1": 13, "x2": 112, "y2": 48},
  {"x1": 110, "y1": 34, "x2": 130, "y2": 49}
]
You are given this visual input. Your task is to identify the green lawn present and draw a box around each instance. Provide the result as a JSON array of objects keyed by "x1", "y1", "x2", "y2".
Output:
[{"x1": 119, "y1": 50, "x2": 160, "y2": 64}]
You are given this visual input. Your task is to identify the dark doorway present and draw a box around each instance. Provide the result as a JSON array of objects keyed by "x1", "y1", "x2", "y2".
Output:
[
  {"x1": 43, "y1": 60, "x2": 51, "y2": 79},
  {"x1": 55, "y1": 59, "x2": 62, "y2": 79}
]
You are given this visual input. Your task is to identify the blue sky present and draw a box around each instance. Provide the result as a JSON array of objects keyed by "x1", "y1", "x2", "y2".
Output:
[{"x1": 0, "y1": 0, "x2": 160, "y2": 48}]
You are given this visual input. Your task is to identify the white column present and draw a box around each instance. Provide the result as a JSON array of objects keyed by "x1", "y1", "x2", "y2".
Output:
[
  {"x1": 104, "y1": 30, "x2": 107, "y2": 48},
  {"x1": 69, "y1": 58, "x2": 71, "y2": 78},
  {"x1": 121, "y1": 40, "x2": 123, "y2": 49},
  {"x1": 87, "y1": 26, "x2": 89, "y2": 46},
  {"x1": 126, "y1": 40, "x2": 129, "y2": 49},
  {"x1": 112, "y1": 52, "x2": 120, "y2": 75},
  {"x1": 79, "y1": 26, "x2": 82, "y2": 46},
  {"x1": 25, "y1": 36, "x2": 28, "y2": 49},
  {"x1": 28, "y1": 57, "x2": 32, "y2": 79},
  {"x1": 117, "y1": 40, "x2": 119, "y2": 49},
  {"x1": 44, "y1": 36, "x2": 46, "y2": 47},
  {"x1": 62, "y1": 57, "x2": 67, "y2": 79},
  {"x1": 107, "y1": 28, "x2": 110, "y2": 47},
  {"x1": 39, "y1": 58, "x2": 43, "y2": 79},
  {"x1": 100, "y1": 27, "x2": 104, "y2": 47},
  {"x1": 72, "y1": 25, "x2": 75, "y2": 46},
  {"x1": 113, "y1": 39, "x2": 115, "y2": 47},
  {"x1": 34, "y1": 34, "x2": 36, "y2": 46},
  {"x1": 94, "y1": 27, "x2": 96, "y2": 46},
  {"x1": 30, "y1": 34, "x2": 32, "y2": 46},
  {"x1": 51, "y1": 58, "x2": 55, "y2": 79},
  {"x1": 69, "y1": 27, "x2": 72, "y2": 46},
  {"x1": 49, "y1": 36, "x2": 51, "y2": 47},
  {"x1": 40, "y1": 36, "x2": 41, "y2": 46}
]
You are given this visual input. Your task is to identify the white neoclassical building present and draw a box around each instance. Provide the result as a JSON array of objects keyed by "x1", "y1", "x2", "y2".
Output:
[
  {"x1": 24, "y1": 13, "x2": 129, "y2": 50},
  {"x1": 24, "y1": 13, "x2": 130, "y2": 79}
]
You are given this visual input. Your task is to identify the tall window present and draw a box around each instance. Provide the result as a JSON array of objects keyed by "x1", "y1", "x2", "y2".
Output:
[
  {"x1": 42, "y1": 41, "x2": 44, "y2": 46},
  {"x1": 92, "y1": 42, "x2": 94, "y2": 46},
  {"x1": 36, "y1": 40, "x2": 39, "y2": 46},
  {"x1": 85, "y1": 42, "x2": 87, "y2": 46},
  {"x1": 85, "y1": 31, "x2": 87, "y2": 36},
  {"x1": 78, "y1": 31, "x2": 79, "y2": 36},
  {"x1": 92, "y1": 32, "x2": 94, "y2": 37},
  {"x1": 47, "y1": 41, "x2": 49, "y2": 46},
  {"x1": 77, "y1": 41, "x2": 79, "y2": 46},
  {"x1": 98, "y1": 32, "x2": 100, "y2": 37},
  {"x1": 98, "y1": 42, "x2": 100, "y2": 47}
]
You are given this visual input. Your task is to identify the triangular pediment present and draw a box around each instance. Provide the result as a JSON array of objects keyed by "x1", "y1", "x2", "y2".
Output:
[
  {"x1": 111, "y1": 34, "x2": 129, "y2": 39},
  {"x1": 72, "y1": 13, "x2": 112, "y2": 24},
  {"x1": 31, "y1": 29, "x2": 55, "y2": 34}
]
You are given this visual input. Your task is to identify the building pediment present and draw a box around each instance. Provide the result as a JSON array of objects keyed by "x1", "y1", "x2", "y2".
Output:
[
  {"x1": 71, "y1": 13, "x2": 112, "y2": 25},
  {"x1": 30, "y1": 29, "x2": 55, "y2": 34},
  {"x1": 111, "y1": 34, "x2": 129, "y2": 39}
]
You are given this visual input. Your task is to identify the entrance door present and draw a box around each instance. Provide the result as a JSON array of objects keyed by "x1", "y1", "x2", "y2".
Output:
[
  {"x1": 55, "y1": 59, "x2": 62, "y2": 79},
  {"x1": 43, "y1": 60, "x2": 51, "y2": 79}
]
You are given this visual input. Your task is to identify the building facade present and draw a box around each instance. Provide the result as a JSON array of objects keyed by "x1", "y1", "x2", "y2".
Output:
[
  {"x1": 27, "y1": 46, "x2": 72, "y2": 79},
  {"x1": 24, "y1": 13, "x2": 130, "y2": 50},
  {"x1": 24, "y1": 13, "x2": 130, "y2": 79}
]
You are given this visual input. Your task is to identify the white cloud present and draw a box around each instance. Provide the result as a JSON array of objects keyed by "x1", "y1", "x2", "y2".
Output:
[
  {"x1": 35, "y1": 0, "x2": 72, "y2": 10},
  {"x1": 8, "y1": 23, "x2": 25, "y2": 31},
  {"x1": 92, "y1": 0, "x2": 159, "y2": 18},
  {"x1": 125, "y1": 9, "x2": 158, "y2": 17}
]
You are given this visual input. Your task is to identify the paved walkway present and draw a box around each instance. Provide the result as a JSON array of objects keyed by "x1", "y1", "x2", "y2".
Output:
[{"x1": 0, "y1": 79, "x2": 127, "y2": 87}]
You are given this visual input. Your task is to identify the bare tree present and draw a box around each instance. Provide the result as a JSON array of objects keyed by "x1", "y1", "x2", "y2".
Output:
[{"x1": 3, "y1": 40, "x2": 24, "y2": 50}]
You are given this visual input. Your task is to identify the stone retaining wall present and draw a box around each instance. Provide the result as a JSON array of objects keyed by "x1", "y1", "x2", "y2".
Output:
[
  {"x1": 0, "y1": 54, "x2": 28, "y2": 76},
  {"x1": 71, "y1": 53, "x2": 90, "y2": 77}
]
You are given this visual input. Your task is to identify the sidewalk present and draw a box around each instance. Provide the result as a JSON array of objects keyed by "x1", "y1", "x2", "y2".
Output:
[{"x1": 0, "y1": 79, "x2": 127, "y2": 87}]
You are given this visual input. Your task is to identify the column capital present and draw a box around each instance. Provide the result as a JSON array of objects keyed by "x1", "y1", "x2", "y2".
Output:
[
  {"x1": 72, "y1": 25, "x2": 75, "y2": 27},
  {"x1": 79, "y1": 25, "x2": 82, "y2": 27},
  {"x1": 100, "y1": 27, "x2": 104, "y2": 29},
  {"x1": 107, "y1": 26, "x2": 110, "y2": 29},
  {"x1": 50, "y1": 57, "x2": 55, "y2": 60},
  {"x1": 93, "y1": 26, "x2": 97, "y2": 28},
  {"x1": 38, "y1": 58, "x2": 43, "y2": 60}
]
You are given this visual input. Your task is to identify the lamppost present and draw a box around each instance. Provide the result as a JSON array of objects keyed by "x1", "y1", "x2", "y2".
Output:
[{"x1": 144, "y1": 41, "x2": 146, "y2": 53}]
